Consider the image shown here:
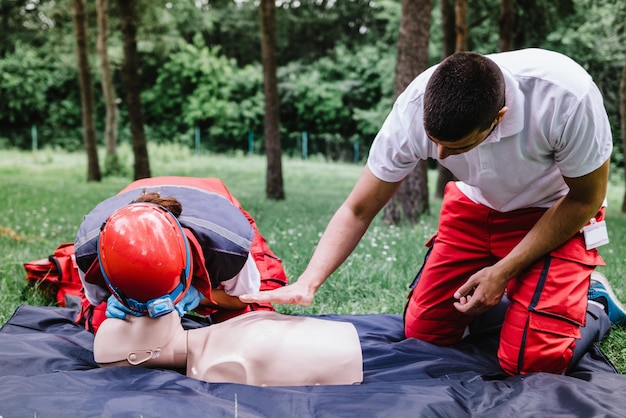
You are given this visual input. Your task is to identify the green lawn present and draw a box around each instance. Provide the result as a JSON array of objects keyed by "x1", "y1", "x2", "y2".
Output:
[{"x1": 1, "y1": 144, "x2": 625, "y2": 372}]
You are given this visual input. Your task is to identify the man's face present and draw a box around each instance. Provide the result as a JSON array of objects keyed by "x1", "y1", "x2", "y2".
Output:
[{"x1": 428, "y1": 107, "x2": 507, "y2": 159}]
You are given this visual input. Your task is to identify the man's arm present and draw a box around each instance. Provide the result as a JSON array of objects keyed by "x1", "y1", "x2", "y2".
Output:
[
  {"x1": 239, "y1": 166, "x2": 402, "y2": 305},
  {"x1": 454, "y1": 158, "x2": 610, "y2": 315}
]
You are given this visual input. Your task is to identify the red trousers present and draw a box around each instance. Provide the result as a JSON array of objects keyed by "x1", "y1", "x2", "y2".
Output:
[{"x1": 404, "y1": 183, "x2": 605, "y2": 375}]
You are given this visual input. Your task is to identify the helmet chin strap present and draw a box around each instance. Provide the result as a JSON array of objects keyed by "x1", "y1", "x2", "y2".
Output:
[
  {"x1": 102, "y1": 270, "x2": 189, "y2": 318},
  {"x1": 126, "y1": 281, "x2": 186, "y2": 318}
]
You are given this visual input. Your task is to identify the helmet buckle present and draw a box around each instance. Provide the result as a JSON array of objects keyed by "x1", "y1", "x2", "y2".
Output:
[{"x1": 147, "y1": 297, "x2": 175, "y2": 318}]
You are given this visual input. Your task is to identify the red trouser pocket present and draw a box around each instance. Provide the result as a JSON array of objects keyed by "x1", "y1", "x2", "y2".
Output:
[{"x1": 499, "y1": 304, "x2": 581, "y2": 375}]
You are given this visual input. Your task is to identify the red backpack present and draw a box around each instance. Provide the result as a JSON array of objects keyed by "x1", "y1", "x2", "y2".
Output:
[{"x1": 23, "y1": 243, "x2": 84, "y2": 311}]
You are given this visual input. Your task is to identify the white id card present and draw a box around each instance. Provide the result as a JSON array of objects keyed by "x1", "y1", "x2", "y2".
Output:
[{"x1": 581, "y1": 219, "x2": 609, "y2": 250}]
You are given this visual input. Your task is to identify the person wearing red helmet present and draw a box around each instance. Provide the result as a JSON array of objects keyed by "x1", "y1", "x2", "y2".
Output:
[
  {"x1": 97, "y1": 202, "x2": 194, "y2": 319},
  {"x1": 74, "y1": 177, "x2": 288, "y2": 333}
]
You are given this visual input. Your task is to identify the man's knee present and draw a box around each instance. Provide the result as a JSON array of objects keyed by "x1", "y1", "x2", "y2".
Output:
[
  {"x1": 498, "y1": 309, "x2": 578, "y2": 375},
  {"x1": 404, "y1": 299, "x2": 470, "y2": 345}
]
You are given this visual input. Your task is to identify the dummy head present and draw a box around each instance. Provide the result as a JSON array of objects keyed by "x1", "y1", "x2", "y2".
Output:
[{"x1": 94, "y1": 312, "x2": 188, "y2": 369}]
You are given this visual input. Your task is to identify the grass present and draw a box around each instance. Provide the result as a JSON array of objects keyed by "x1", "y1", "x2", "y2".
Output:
[{"x1": 1, "y1": 143, "x2": 625, "y2": 372}]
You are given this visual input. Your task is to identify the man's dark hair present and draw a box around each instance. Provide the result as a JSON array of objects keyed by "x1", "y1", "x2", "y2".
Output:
[{"x1": 423, "y1": 52, "x2": 505, "y2": 142}]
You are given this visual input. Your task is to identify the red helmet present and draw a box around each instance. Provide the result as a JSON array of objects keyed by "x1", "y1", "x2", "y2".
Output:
[{"x1": 98, "y1": 203, "x2": 191, "y2": 314}]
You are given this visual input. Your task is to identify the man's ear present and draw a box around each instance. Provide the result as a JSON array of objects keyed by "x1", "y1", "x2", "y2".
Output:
[{"x1": 495, "y1": 106, "x2": 508, "y2": 124}]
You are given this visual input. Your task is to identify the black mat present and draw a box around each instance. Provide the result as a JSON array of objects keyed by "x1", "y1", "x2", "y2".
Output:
[{"x1": 1, "y1": 305, "x2": 625, "y2": 417}]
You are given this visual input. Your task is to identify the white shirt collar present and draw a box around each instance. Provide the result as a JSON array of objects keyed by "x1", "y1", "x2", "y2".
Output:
[
  {"x1": 498, "y1": 67, "x2": 525, "y2": 138},
  {"x1": 476, "y1": 68, "x2": 524, "y2": 146}
]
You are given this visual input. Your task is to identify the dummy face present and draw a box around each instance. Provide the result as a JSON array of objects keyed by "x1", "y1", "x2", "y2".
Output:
[{"x1": 429, "y1": 107, "x2": 508, "y2": 159}]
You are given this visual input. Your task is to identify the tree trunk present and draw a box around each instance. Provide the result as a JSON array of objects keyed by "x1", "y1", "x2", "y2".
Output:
[
  {"x1": 259, "y1": 0, "x2": 284, "y2": 200},
  {"x1": 117, "y1": 0, "x2": 150, "y2": 180},
  {"x1": 454, "y1": 0, "x2": 468, "y2": 51},
  {"x1": 383, "y1": 0, "x2": 432, "y2": 224},
  {"x1": 436, "y1": 0, "x2": 457, "y2": 198},
  {"x1": 440, "y1": 0, "x2": 455, "y2": 57},
  {"x1": 72, "y1": 0, "x2": 101, "y2": 182},
  {"x1": 498, "y1": 0, "x2": 515, "y2": 52},
  {"x1": 619, "y1": 49, "x2": 626, "y2": 213},
  {"x1": 96, "y1": 0, "x2": 120, "y2": 176}
]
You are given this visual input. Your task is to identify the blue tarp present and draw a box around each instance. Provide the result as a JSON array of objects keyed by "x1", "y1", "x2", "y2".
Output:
[{"x1": 1, "y1": 305, "x2": 626, "y2": 417}]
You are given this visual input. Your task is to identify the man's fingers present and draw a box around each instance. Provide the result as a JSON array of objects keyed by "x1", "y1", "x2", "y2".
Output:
[
  {"x1": 239, "y1": 293, "x2": 269, "y2": 303},
  {"x1": 454, "y1": 282, "x2": 475, "y2": 300},
  {"x1": 454, "y1": 297, "x2": 477, "y2": 314},
  {"x1": 239, "y1": 290, "x2": 310, "y2": 306},
  {"x1": 240, "y1": 282, "x2": 315, "y2": 306}
]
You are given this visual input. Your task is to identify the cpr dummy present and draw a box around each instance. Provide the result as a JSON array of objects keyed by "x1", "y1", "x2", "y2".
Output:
[{"x1": 93, "y1": 311, "x2": 363, "y2": 387}]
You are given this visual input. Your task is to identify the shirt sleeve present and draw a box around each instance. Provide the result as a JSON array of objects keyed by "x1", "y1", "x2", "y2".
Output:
[
  {"x1": 553, "y1": 82, "x2": 613, "y2": 178},
  {"x1": 220, "y1": 254, "x2": 261, "y2": 296},
  {"x1": 78, "y1": 269, "x2": 109, "y2": 305},
  {"x1": 367, "y1": 95, "x2": 433, "y2": 182},
  {"x1": 366, "y1": 66, "x2": 440, "y2": 183}
]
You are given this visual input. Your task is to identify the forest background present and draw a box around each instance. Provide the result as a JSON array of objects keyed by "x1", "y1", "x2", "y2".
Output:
[
  {"x1": 1, "y1": 0, "x2": 626, "y2": 370},
  {"x1": 0, "y1": 0, "x2": 624, "y2": 176}
]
